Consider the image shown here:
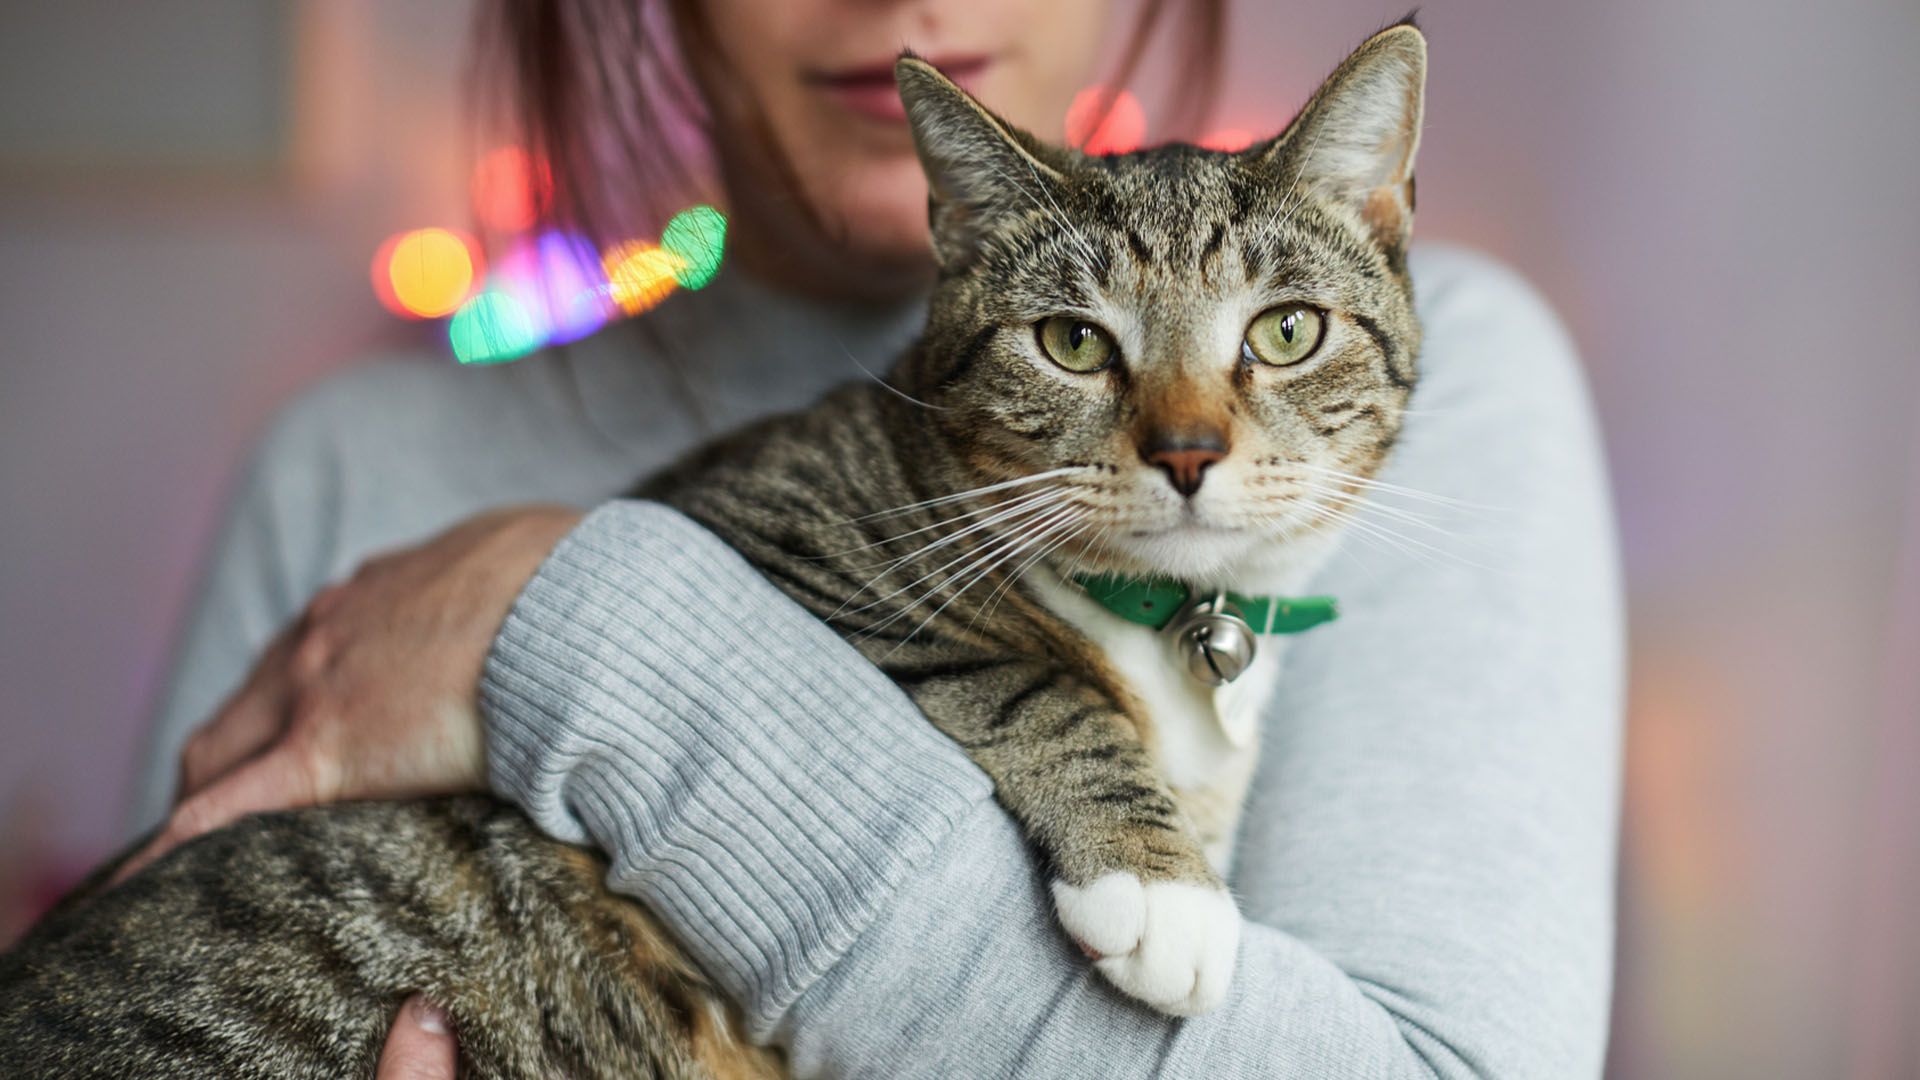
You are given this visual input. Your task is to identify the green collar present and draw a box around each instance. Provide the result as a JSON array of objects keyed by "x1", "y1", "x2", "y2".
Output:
[{"x1": 1073, "y1": 574, "x2": 1338, "y2": 635}]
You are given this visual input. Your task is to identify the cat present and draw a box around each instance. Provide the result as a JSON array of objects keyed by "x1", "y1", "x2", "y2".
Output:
[{"x1": 0, "y1": 21, "x2": 1426, "y2": 1077}]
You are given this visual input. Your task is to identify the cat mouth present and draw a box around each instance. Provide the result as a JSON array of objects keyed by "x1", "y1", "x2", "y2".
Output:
[
  {"x1": 1128, "y1": 522, "x2": 1239, "y2": 540},
  {"x1": 1126, "y1": 502, "x2": 1239, "y2": 538}
]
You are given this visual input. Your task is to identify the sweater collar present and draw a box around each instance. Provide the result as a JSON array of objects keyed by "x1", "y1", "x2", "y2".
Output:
[{"x1": 566, "y1": 265, "x2": 927, "y2": 447}]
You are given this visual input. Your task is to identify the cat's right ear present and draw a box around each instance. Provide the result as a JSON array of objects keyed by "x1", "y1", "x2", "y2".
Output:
[
  {"x1": 1254, "y1": 20, "x2": 1427, "y2": 255},
  {"x1": 896, "y1": 55, "x2": 1067, "y2": 268}
]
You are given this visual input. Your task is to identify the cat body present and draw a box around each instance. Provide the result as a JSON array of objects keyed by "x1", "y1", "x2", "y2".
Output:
[{"x1": 1, "y1": 23, "x2": 1426, "y2": 1076}]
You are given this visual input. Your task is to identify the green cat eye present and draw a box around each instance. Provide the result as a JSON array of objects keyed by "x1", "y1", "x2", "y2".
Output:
[
  {"x1": 1243, "y1": 305, "x2": 1326, "y2": 367},
  {"x1": 1037, "y1": 317, "x2": 1118, "y2": 373}
]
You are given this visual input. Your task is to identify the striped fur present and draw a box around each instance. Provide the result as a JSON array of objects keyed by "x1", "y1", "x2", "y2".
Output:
[{"x1": 1, "y1": 21, "x2": 1427, "y2": 1071}]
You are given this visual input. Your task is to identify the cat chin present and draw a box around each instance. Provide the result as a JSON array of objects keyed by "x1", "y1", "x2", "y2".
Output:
[
  {"x1": 1096, "y1": 526, "x2": 1264, "y2": 583},
  {"x1": 1085, "y1": 521, "x2": 1342, "y2": 594}
]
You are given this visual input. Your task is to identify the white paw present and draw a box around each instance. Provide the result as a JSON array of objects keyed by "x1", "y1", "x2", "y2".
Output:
[{"x1": 1051, "y1": 872, "x2": 1241, "y2": 1016}]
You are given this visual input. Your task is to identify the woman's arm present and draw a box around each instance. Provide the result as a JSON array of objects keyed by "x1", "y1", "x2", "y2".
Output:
[{"x1": 483, "y1": 248, "x2": 1622, "y2": 1077}]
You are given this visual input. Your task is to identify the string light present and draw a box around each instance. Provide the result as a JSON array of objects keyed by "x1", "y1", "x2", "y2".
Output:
[
  {"x1": 1065, "y1": 87, "x2": 1146, "y2": 155},
  {"x1": 381, "y1": 228, "x2": 480, "y2": 319},
  {"x1": 659, "y1": 205, "x2": 727, "y2": 289},
  {"x1": 449, "y1": 291, "x2": 540, "y2": 365},
  {"x1": 471, "y1": 146, "x2": 551, "y2": 233},
  {"x1": 603, "y1": 242, "x2": 685, "y2": 315},
  {"x1": 529, "y1": 230, "x2": 615, "y2": 344},
  {"x1": 368, "y1": 145, "x2": 728, "y2": 363}
]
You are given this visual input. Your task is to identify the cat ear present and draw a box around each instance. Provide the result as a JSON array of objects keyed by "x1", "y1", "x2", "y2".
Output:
[
  {"x1": 896, "y1": 55, "x2": 1069, "y2": 267},
  {"x1": 1257, "y1": 21, "x2": 1426, "y2": 253}
]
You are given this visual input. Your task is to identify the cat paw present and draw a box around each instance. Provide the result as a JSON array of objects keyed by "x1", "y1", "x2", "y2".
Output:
[{"x1": 1051, "y1": 873, "x2": 1240, "y2": 1016}]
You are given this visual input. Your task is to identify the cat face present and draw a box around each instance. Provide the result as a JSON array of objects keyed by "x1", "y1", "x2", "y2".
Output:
[{"x1": 897, "y1": 25, "x2": 1426, "y2": 582}]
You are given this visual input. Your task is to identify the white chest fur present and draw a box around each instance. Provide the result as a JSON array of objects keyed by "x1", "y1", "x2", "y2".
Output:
[{"x1": 1032, "y1": 573, "x2": 1295, "y2": 872}]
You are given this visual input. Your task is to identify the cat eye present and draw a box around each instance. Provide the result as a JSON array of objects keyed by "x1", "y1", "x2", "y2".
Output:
[
  {"x1": 1036, "y1": 317, "x2": 1118, "y2": 373},
  {"x1": 1243, "y1": 304, "x2": 1326, "y2": 367}
]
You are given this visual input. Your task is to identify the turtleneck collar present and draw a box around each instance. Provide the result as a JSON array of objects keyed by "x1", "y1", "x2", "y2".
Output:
[{"x1": 562, "y1": 264, "x2": 930, "y2": 447}]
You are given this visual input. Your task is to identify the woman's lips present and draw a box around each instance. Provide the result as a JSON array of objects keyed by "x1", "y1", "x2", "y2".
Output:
[{"x1": 808, "y1": 55, "x2": 994, "y2": 123}]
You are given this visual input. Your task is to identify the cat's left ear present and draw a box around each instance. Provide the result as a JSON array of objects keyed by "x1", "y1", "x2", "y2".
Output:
[
  {"x1": 896, "y1": 55, "x2": 1070, "y2": 268},
  {"x1": 1257, "y1": 20, "x2": 1426, "y2": 254}
]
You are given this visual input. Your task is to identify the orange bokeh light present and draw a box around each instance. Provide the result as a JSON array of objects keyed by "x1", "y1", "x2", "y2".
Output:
[
  {"x1": 1199, "y1": 128, "x2": 1257, "y2": 152},
  {"x1": 602, "y1": 242, "x2": 686, "y2": 315},
  {"x1": 471, "y1": 146, "x2": 552, "y2": 233},
  {"x1": 379, "y1": 228, "x2": 480, "y2": 320},
  {"x1": 1065, "y1": 87, "x2": 1147, "y2": 155}
]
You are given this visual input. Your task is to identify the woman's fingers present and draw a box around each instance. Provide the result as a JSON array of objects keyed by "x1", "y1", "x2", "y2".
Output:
[
  {"x1": 114, "y1": 736, "x2": 338, "y2": 884},
  {"x1": 376, "y1": 997, "x2": 458, "y2": 1080},
  {"x1": 176, "y1": 628, "x2": 307, "y2": 797},
  {"x1": 123, "y1": 507, "x2": 581, "y2": 891}
]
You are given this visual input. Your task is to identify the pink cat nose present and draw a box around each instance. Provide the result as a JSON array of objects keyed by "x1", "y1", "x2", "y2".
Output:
[{"x1": 1141, "y1": 434, "x2": 1228, "y2": 496}]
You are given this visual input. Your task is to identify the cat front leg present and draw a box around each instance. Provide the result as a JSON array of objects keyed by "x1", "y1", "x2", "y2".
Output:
[{"x1": 910, "y1": 661, "x2": 1241, "y2": 1016}]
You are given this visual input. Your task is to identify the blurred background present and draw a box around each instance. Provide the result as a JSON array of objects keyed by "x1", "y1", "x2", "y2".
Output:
[{"x1": 2, "y1": 0, "x2": 1916, "y2": 1076}]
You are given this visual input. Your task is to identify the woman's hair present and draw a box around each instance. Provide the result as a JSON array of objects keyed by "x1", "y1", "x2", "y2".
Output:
[{"x1": 471, "y1": 0, "x2": 1226, "y2": 249}]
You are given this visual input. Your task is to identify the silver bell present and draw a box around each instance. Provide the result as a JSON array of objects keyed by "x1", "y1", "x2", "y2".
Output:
[{"x1": 1169, "y1": 593, "x2": 1258, "y2": 686}]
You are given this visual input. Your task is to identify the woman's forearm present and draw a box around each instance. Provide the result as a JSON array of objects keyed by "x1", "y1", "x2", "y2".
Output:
[{"x1": 481, "y1": 500, "x2": 993, "y2": 1031}]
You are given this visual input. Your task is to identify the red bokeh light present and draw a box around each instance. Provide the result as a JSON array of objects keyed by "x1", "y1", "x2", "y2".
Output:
[
  {"x1": 1065, "y1": 87, "x2": 1147, "y2": 155},
  {"x1": 471, "y1": 146, "x2": 553, "y2": 233},
  {"x1": 1199, "y1": 128, "x2": 1257, "y2": 152}
]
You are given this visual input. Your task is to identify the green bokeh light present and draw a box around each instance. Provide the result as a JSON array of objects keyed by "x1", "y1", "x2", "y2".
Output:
[
  {"x1": 660, "y1": 205, "x2": 727, "y2": 290},
  {"x1": 450, "y1": 291, "x2": 541, "y2": 365}
]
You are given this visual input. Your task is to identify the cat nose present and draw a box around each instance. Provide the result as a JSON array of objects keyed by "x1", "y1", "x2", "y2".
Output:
[{"x1": 1140, "y1": 431, "x2": 1228, "y2": 497}]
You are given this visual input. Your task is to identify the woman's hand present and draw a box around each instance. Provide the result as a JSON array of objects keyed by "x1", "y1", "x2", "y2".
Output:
[{"x1": 116, "y1": 505, "x2": 583, "y2": 882}]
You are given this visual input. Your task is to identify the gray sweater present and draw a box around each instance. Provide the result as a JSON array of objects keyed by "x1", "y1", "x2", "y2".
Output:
[{"x1": 134, "y1": 246, "x2": 1623, "y2": 1078}]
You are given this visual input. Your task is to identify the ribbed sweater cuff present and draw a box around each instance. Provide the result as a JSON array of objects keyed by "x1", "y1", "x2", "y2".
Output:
[{"x1": 479, "y1": 501, "x2": 992, "y2": 1035}]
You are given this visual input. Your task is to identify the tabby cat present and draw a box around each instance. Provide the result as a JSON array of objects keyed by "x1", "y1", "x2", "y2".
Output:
[{"x1": 0, "y1": 22, "x2": 1426, "y2": 1077}]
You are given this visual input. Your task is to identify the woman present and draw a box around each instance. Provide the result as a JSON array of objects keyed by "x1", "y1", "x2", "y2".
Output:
[{"x1": 128, "y1": 0, "x2": 1623, "y2": 1075}]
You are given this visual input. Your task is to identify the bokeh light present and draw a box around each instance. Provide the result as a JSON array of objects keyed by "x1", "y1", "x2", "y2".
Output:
[
  {"x1": 659, "y1": 205, "x2": 727, "y2": 289},
  {"x1": 371, "y1": 152, "x2": 725, "y2": 363},
  {"x1": 449, "y1": 291, "x2": 541, "y2": 365},
  {"x1": 382, "y1": 228, "x2": 479, "y2": 319},
  {"x1": 1065, "y1": 87, "x2": 1146, "y2": 155},
  {"x1": 603, "y1": 242, "x2": 686, "y2": 315},
  {"x1": 527, "y1": 230, "x2": 614, "y2": 344},
  {"x1": 471, "y1": 146, "x2": 552, "y2": 233},
  {"x1": 1199, "y1": 128, "x2": 1257, "y2": 152}
]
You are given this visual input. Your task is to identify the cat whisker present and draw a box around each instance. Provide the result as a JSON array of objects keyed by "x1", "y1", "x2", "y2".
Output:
[
  {"x1": 1288, "y1": 462, "x2": 1500, "y2": 512},
  {"x1": 1268, "y1": 499, "x2": 1432, "y2": 568},
  {"x1": 837, "y1": 340, "x2": 948, "y2": 412},
  {"x1": 1270, "y1": 501, "x2": 1405, "y2": 578},
  {"x1": 1290, "y1": 478, "x2": 1462, "y2": 537},
  {"x1": 971, "y1": 517, "x2": 1096, "y2": 630},
  {"x1": 856, "y1": 517, "x2": 1060, "y2": 645},
  {"x1": 884, "y1": 508, "x2": 1091, "y2": 652},
  {"x1": 1275, "y1": 121, "x2": 1330, "y2": 232},
  {"x1": 1058, "y1": 522, "x2": 1112, "y2": 585},
  {"x1": 847, "y1": 466, "x2": 1089, "y2": 523},
  {"x1": 1283, "y1": 496, "x2": 1491, "y2": 572},
  {"x1": 821, "y1": 485, "x2": 1069, "y2": 561},
  {"x1": 841, "y1": 489, "x2": 1076, "y2": 593},
  {"x1": 984, "y1": 158, "x2": 1104, "y2": 271},
  {"x1": 838, "y1": 495, "x2": 1079, "y2": 619}
]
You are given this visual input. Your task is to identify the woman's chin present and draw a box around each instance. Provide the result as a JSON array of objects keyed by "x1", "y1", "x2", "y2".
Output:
[{"x1": 812, "y1": 162, "x2": 938, "y2": 263}]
